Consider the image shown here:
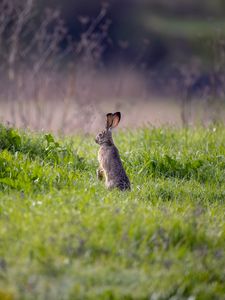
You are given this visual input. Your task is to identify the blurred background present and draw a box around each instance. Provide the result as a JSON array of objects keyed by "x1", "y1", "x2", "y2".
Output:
[{"x1": 0, "y1": 0, "x2": 225, "y2": 133}]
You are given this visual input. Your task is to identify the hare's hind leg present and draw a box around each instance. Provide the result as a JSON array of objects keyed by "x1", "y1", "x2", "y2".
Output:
[{"x1": 97, "y1": 167, "x2": 104, "y2": 181}]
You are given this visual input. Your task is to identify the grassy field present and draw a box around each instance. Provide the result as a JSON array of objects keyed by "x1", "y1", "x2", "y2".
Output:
[{"x1": 0, "y1": 123, "x2": 224, "y2": 300}]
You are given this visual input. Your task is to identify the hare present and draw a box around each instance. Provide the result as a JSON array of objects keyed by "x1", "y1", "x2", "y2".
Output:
[{"x1": 95, "y1": 112, "x2": 130, "y2": 191}]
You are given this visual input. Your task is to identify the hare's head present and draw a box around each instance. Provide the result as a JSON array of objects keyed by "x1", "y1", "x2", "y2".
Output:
[{"x1": 95, "y1": 112, "x2": 121, "y2": 145}]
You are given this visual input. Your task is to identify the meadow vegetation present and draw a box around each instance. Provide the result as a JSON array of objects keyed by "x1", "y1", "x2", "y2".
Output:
[{"x1": 0, "y1": 123, "x2": 225, "y2": 299}]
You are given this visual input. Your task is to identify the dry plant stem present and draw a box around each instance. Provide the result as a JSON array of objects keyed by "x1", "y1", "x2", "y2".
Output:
[{"x1": 0, "y1": 0, "x2": 113, "y2": 133}]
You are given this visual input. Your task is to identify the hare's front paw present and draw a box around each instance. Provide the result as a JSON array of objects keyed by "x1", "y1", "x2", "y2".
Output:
[{"x1": 97, "y1": 168, "x2": 104, "y2": 181}]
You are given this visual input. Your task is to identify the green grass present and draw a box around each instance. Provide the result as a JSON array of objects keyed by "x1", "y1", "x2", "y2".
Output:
[
  {"x1": 144, "y1": 14, "x2": 225, "y2": 39},
  {"x1": 0, "y1": 124, "x2": 225, "y2": 300}
]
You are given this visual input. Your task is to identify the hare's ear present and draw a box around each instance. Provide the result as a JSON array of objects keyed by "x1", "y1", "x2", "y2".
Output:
[
  {"x1": 112, "y1": 112, "x2": 121, "y2": 128},
  {"x1": 106, "y1": 113, "x2": 114, "y2": 130}
]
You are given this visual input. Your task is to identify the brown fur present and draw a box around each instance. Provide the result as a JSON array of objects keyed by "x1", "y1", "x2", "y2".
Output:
[{"x1": 95, "y1": 112, "x2": 130, "y2": 191}]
